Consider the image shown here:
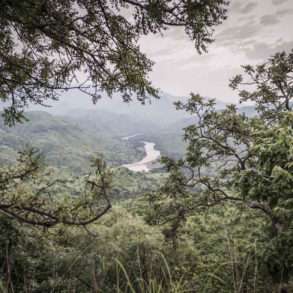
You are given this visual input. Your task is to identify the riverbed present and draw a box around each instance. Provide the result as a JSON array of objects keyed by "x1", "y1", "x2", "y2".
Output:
[{"x1": 123, "y1": 141, "x2": 161, "y2": 172}]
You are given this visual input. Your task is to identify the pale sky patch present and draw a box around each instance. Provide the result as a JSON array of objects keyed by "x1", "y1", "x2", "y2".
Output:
[{"x1": 139, "y1": 0, "x2": 293, "y2": 103}]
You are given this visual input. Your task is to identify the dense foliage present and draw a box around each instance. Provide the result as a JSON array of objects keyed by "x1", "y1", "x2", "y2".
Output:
[
  {"x1": 0, "y1": 50, "x2": 292, "y2": 293},
  {"x1": 0, "y1": 110, "x2": 147, "y2": 172},
  {"x1": 0, "y1": 0, "x2": 228, "y2": 125},
  {"x1": 0, "y1": 149, "x2": 112, "y2": 227},
  {"x1": 146, "y1": 50, "x2": 293, "y2": 292},
  {"x1": 0, "y1": 1, "x2": 292, "y2": 291}
]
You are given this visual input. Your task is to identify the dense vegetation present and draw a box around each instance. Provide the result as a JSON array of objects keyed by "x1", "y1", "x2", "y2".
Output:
[
  {"x1": 0, "y1": 0, "x2": 228, "y2": 125},
  {"x1": 146, "y1": 51, "x2": 293, "y2": 292},
  {"x1": 0, "y1": 110, "x2": 148, "y2": 172},
  {"x1": 0, "y1": 1, "x2": 292, "y2": 292},
  {"x1": 1, "y1": 50, "x2": 292, "y2": 293}
]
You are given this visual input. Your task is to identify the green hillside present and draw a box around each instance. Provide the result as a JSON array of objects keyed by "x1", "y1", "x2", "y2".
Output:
[{"x1": 0, "y1": 111, "x2": 145, "y2": 173}]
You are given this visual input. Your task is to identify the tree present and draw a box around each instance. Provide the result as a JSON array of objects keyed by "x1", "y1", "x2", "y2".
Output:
[
  {"x1": 0, "y1": 0, "x2": 230, "y2": 228},
  {"x1": 0, "y1": 0, "x2": 229, "y2": 125},
  {"x1": 0, "y1": 148, "x2": 112, "y2": 227},
  {"x1": 147, "y1": 50, "x2": 293, "y2": 292}
]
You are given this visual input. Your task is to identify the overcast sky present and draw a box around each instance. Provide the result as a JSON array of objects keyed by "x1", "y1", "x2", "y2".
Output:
[{"x1": 139, "y1": 0, "x2": 293, "y2": 103}]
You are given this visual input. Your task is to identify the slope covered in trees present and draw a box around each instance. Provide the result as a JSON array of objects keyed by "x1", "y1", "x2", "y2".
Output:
[
  {"x1": 1, "y1": 0, "x2": 293, "y2": 292},
  {"x1": 146, "y1": 51, "x2": 293, "y2": 292},
  {"x1": 0, "y1": 110, "x2": 149, "y2": 172},
  {"x1": 1, "y1": 50, "x2": 292, "y2": 293}
]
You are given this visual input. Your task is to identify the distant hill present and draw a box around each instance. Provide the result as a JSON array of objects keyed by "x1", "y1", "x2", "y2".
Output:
[
  {"x1": 144, "y1": 103, "x2": 257, "y2": 159},
  {"x1": 0, "y1": 111, "x2": 145, "y2": 173},
  {"x1": 0, "y1": 92, "x2": 255, "y2": 172},
  {"x1": 24, "y1": 90, "x2": 227, "y2": 127},
  {"x1": 65, "y1": 108, "x2": 159, "y2": 137}
]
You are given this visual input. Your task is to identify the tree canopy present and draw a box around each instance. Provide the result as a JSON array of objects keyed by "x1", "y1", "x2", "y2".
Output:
[
  {"x1": 0, "y1": 0, "x2": 229, "y2": 125},
  {"x1": 0, "y1": 148, "x2": 112, "y2": 227},
  {"x1": 147, "y1": 50, "x2": 293, "y2": 291}
]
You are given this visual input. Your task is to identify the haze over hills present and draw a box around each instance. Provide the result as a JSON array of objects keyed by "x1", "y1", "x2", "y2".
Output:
[
  {"x1": 0, "y1": 111, "x2": 147, "y2": 173},
  {"x1": 0, "y1": 91, "x2": 256, "y2": 172},
  {"x1": 25, "y1": 90, "x2": 227, "y2": 125}
]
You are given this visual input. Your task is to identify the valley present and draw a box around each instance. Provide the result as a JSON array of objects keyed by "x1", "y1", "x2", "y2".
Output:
[
  {"x1": 1, "y1": 2, "x2": 292, "y2": 291},
  {"x1": 123, "y1": 141, "x2": 161, "y2": 172}
]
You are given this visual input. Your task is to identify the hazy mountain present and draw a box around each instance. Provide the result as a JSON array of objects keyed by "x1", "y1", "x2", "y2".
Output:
[
  {"x1": 24, "y1": 90, "x2": 227, "y2": 127},
  {"x1": 0, "y1": 111, "x2": 145, "y2": 173},
  {"x1": 143, "y1": 103, "x2": 257, "y2": 159},
  {"x1": 65, "y1": 109, "x2": 159, "y2": 137},
  {"x1": 1, "y1": 91, "x2": 255, "y2": 172}
]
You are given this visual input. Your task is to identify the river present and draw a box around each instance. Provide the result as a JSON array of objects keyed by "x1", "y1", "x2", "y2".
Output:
[{"x1": 123, "y1": 141, "x2": 161, "y2": 172}]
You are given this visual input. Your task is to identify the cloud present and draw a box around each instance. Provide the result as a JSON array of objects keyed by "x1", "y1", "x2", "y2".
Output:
[
  {"x1": 240, "y1": 2, "x2": 258, "y2": 13},
  {"x1": 260, "y1": 14, "x2": 280, "y2": 26},
  {"x1": 244, "y1": 40, "x2": 293, "y2": 59},
  {"x1": 229, "y1": 1, "x2": 258, "y2": 14},
  {"x1": 147, "y1": 46, "x2": 176, "y2": 59},
  {"x1": 272, "y1": 0, "x2": 288, "y2": 5},
  {"x1": 176, "y1": 53, "x2": 215, "y2": 70},
  {"x1": 140, "y1": 0, "x2": 293, "y2": 101},
  {"x1": 238, "y1": 15, "x2": 256, "y2": 22},
  {"x1": 164, "y1": 27, "x2": 191, "y2": 43},
  {"x1": 276, "y1": 9, "x2": 293, "y2": 16},
  {"x1": 216, "y1": 21, "x2": 260, "y2": 45}
]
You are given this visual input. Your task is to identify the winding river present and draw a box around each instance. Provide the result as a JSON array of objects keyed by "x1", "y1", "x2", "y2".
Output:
[{"x1": 123, "y1": 141, "x2": 161, "y2": 172}]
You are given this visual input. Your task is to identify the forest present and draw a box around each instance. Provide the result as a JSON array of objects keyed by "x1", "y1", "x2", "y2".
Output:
[{"x1": 0, "y1": 0, "x2": 292, "y2": 292}]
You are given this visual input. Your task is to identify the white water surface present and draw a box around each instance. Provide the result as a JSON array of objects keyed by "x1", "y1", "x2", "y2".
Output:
[{"x1": 123, "y1": 141, "x2": 161, "y2": 172}]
